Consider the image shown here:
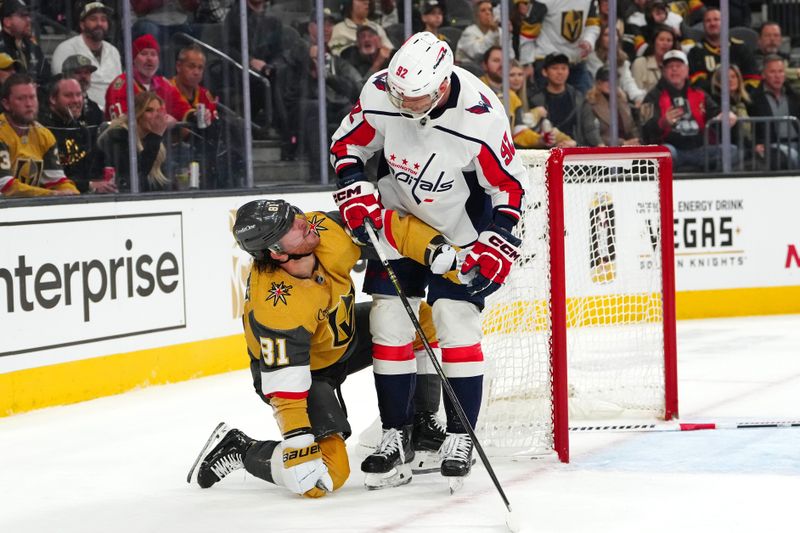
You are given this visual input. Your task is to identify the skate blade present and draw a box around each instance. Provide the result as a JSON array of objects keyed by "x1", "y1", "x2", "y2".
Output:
[
  {"x1": 448, "y1": 477, "x2": 464, "y2": 494},
  {"x1": 364, "y1": 463, "x2": 413, "y2": 490},
  {"x1": 411, "y1": 450, "x2": 441, "y2": 474},
  {"x1": 186, "y1": 422, "x2": 228, "y2": 484}
]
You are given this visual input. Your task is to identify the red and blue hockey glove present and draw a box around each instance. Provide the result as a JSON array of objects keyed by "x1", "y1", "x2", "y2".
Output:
[
  {"x1": 460, "y1": 226, "x2": 521, "y2": 298},
  {"x1": 333, "y1": 176, "x2": 382, "y2": 244}
]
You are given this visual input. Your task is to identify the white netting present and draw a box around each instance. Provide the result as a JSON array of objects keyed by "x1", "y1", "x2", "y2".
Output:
[{"x1": 478, "y1": 149, "x2": 668, "y2": 456}]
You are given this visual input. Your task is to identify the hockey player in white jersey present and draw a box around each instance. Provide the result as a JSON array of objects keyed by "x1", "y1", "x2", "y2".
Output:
[
  {"x1": 330, "y1": 32, "x2": 525, "y2": 489},
  {"x1": 518, "y1": 0, "x2": 601, "y2": 93}
]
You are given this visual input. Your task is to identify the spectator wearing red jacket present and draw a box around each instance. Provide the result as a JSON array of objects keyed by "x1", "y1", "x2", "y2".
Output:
[
  {"x1": 104, "y1": 34, "x2": 192, "y2": 123},
  {"x1": 169, "y1": 43, "x2": 217, "y2": 125}
]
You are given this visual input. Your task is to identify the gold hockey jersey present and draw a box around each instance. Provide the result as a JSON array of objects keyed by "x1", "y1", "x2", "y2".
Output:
[
  {"x1": 243, "y1": 210, "x2": 446, "y2": 402},
  {"x1": 0, "y1": 114, "x2": 77, "y2": 197}
]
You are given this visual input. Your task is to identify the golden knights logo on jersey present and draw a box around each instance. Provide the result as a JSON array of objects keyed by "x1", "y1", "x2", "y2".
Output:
[
  {"x1": 561, "y1": 10, "x2": 584, "y2": 43},
  {"x1": 327, "y1": 287, "x2": 355, "y2": 347},
  {"x1": 13, "y1": 157, "x2": 44, "y2": 185},
  {"x1": 307, "y1": 214, "x2": 329, "y2": 236},
  {"x1": 266, "y1": 281, "x2": 292, "y2": 306}
]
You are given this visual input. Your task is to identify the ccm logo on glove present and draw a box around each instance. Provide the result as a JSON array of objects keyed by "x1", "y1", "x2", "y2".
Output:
[
  {"x1": 488, "y1": 235, "x2": 521, "y2": 261},
  {"x1": 333, "y1": 184, "x2": 364, "y2": 203}
]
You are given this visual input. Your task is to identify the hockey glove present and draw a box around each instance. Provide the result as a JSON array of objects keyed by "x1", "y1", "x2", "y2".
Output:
[
  {"x1": 333, "y1": 176, "x2": 382, "y2": 245},
  {"x1": 280, "y1": 433, "x2": 334, "y2": 498},
  {"x1": 424, "y1": 235, "x2": 463, "y2": 275},
  {"x1": 460, "y1": 226, "x2": 521, "y2": 298}
]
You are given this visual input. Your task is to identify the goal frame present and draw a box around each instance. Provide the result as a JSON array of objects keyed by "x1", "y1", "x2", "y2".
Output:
[{"x1": 546, "y1": 146, "x2": 679, "y2": 463}]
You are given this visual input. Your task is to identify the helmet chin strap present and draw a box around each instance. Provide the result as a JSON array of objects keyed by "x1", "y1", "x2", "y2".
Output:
[
  {"x1": 393, "y1": 77, "x2": 450, "y2": 122},
  {"x1": 275, "y1": 251, "x2": 313, "y2": 264}
]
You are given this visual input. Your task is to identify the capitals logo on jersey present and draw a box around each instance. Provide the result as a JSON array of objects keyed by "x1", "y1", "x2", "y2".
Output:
[
  {"x1": 390, "y1": 152, "x2": 454, "y2": 205},
  {"x1": 266, "y1": 281, "x2": 292, "y2": 306},
  {"x1": 373, "y1": 72, "x2": 388, "y2": 91},
  {"x1": 466, "y1": 93, "x2": 493, "y2": 115}
]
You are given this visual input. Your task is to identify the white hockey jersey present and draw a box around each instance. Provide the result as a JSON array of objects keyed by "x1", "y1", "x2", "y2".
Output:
[
  {"x1": 519, "y1": 0, "x2": 602, "y2": 64},
  {"x1": 330, "y1": 67, "x2": 526, "y2": 247}
]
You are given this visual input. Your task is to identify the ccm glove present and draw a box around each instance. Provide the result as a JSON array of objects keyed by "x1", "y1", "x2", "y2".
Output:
[
  {"x1": 280, "y1": 433, "x2": 333, "y2": 498},
  {"x1": 332, "y1": 175, "x2": 382, "y2": 244},
  {"x1": 460, "y1": 226, "x2": 522, "y2": 298}
]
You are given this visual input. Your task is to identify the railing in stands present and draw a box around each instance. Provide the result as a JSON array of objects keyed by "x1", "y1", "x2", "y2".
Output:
[
  {"x1": 172, "y1": 32, "x2": 273, "y2": 133},
  {"x1": 703, "y1": 115, "x2": 800, "y2": 172}
]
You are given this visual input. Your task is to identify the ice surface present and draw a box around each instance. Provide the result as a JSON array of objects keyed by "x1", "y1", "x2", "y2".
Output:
[{"x1": 1, "y1": 315, "x2": 799, "y2": 533}]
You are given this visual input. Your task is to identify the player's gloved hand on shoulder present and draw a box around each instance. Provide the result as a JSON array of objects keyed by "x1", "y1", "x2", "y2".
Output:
[
  {"x1": 280, "y1": 433, "x2": 333, "y2": 498},
  {"x1": 460, "y1": 225, "x2": 521, "y2": 298},
  {"x1": 333, "y1": 173, "x2": 382, "y2": 245}
]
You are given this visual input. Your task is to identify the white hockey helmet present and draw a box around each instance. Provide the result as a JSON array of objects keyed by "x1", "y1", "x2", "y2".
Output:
[{"x1": 386, "y1": 31, "x2": 454, "y2": 120}]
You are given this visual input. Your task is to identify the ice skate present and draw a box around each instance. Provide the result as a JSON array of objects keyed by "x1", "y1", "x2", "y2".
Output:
[
  {"x1": 187, "y1": 422, "x2": 253, "y2": 488},
  {"x1": 440, "y1": 433, "x2": 474, "y2": 494},
  {"x1": 411, "y1": 411, "x2": 446, "y2": 474},
  {"x1": 361, "y1": 426, "x2": 414, "y2": 490}
]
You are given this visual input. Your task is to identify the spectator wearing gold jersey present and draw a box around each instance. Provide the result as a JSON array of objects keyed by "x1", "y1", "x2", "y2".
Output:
[{"x1": 0, "y1": 73, "x2": 78, "y2": 197}]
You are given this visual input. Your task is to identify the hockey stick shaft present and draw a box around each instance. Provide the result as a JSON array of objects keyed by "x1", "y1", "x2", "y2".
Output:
[
  {"x1": 363, "y1": 222, "x2": 513, "y2": 512},
  {"x1": 569, "y1": 420, "x2": 800, "y2": 433}
]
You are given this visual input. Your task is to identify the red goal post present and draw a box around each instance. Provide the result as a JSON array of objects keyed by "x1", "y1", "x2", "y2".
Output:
[{"x1": 478, "y1": 146, "x2": 678, "y2": 463}]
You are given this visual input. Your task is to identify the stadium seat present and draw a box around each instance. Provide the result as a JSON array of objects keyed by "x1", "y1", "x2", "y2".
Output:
[
  {"x1": 445, "y1": 0, "x2": 474, "y2": 29},
  {"x1": 384, "y1": 23, "x2": 406, "y2": 49},
  {"x1": 439, "y1": 26, "x2": 463, "y2": 47},
  {"x1": 730, "y1": 26, "x2": 758, "y2": 52},
  {"x1": 683, "y1": 25, "x2": 705, "y2": 44}
]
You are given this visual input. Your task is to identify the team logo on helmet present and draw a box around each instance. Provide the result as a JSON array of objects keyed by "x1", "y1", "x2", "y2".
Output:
[
  {"x1": 266, "y1": 281, "x2": 292, "y2": 306},
  {"x1": 433, "y1": 46, "x2": 447, "y2": 69},
  {"x1": 466, "y1": 93, "x2": 493, "y2": 115},
  {"x1": 373, "y1": 72, "x2": 388, "y2": 91},
  {"x1": 307, "y1": 214, "x2": 328, "y2": 236}
]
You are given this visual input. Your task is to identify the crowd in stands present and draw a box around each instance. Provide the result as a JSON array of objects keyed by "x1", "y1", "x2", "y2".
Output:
[{"x1": 1, "y1": 0, "x2": 799, "y2": 198}]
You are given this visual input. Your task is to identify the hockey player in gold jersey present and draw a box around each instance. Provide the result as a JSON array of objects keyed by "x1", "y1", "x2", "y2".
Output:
[
  {"x1": 188, "y1": 199, "x2": 459, "y2": 497},
  {"x1": 0, "y1": 73, "x2": 79, "y2": 197}
]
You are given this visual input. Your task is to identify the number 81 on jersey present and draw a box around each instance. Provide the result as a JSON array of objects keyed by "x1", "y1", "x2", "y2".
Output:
[{"x1": 260, "y1": 337, "x2": 289, "y2": 367}]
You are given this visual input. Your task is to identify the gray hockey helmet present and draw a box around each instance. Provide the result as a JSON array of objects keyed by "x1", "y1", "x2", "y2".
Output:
[{"x1": 233, "y1": 199, "x2": 301, "y2": 259}]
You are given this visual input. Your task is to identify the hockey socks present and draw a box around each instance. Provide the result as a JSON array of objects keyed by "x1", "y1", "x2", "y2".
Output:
[
  {"x1": 441, "y1": 344, "x2": 484, "y2": 432},
  {"x1": 372, "y1": 343, "x2": 416, "y2": 429}
]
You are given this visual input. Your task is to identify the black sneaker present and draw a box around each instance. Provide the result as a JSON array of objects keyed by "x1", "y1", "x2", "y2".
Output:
[
  {"x1": 187, "y1": 422, "x2": 254, "y2": 488},
  {"x1": 361, "y1": 425, "x2": 414, "y2": 489},
  {"x1": 440, "y1": 433, "x2": 474, "y2": 478}
]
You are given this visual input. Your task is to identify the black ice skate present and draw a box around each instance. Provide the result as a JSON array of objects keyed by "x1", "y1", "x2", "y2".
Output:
[
  {"x1": 440, "y1": 433, "x2": 475, "y2": 494},
  {"x1": 411, "y1": 412, "x2": 446, "y2": 474},
  {"x1": 186, "y1": 422, "x2": 254, "y2": 488},
  {"x1": 361, "y1": 425, "x2": 414, "y2": 490}
]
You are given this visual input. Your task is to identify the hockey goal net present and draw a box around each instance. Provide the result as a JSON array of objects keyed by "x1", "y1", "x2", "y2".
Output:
[{"x1": 478, "y1": 146, "x2": 678, "y2": 462}]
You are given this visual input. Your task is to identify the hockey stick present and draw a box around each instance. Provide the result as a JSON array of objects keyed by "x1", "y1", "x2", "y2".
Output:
[
  {"x1": 363, "y1": 222, "x2": 519, "y2": 532},
  {"x1": 569, "y1": 420, "x2": 800, "y2": 433}
]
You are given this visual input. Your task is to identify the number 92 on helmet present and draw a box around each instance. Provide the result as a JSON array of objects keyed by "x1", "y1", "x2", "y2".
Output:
[{"x1": 386, "y1": 31, "x2": 453, "y2": 120}]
